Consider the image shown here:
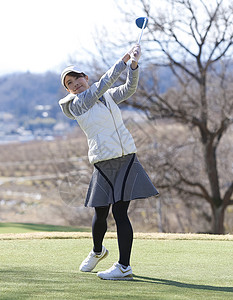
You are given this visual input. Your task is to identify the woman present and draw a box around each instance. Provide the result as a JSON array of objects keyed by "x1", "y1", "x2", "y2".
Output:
[{"x1": 59, "y1": 44, "x2": 158, "y2": 280}]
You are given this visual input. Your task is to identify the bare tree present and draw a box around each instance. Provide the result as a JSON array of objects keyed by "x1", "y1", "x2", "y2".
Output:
[{"x1": 112, "y1": 0, "x2": 233, "y2": 233}]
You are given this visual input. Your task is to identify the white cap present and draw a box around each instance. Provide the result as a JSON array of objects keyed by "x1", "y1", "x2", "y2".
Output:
[{"x1": 61, "y1": 65, "x2": 83, "y2": 88}]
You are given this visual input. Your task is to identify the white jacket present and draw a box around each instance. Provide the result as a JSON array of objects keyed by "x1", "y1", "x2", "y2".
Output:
[
  {"x1": 59, "y1": 60, "x2": 138, "y2": 164},
  {"x1": 71, "y1": 91, "x2": 137, "y2": 164}
]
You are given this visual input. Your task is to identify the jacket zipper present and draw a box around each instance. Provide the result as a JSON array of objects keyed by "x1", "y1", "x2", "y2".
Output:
[{"x1": 108, "y1": 106, "x2": 124, "y2": 156}]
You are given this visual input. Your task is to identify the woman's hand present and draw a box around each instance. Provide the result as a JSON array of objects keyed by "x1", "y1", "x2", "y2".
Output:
[
  {"x1": 130, "y1": 44, "x2": 141, "y2": 67},
  {"x1": 122, "y1": 44, "x2": 141, "y2": 69},
  {"x1": 122, "y1": 52, "x2": 131, "y2": 64},
  {"x1": 122, "y1": 45, "x2": 134, "y2": 63}
]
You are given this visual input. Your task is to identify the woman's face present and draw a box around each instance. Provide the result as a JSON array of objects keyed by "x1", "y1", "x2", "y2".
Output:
[{"x1": 65, "y1": 74, "x2": 89, "y2": 94}]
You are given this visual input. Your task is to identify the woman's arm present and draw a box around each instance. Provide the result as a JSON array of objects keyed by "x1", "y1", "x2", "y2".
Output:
[
  {"x1": 107, "y1": 66, "x2": 139, "y2": 104},
  {"x1": 107, "y1": 45, "x2": 141, "y2": 104},
  {"x1": 70, "y1": 59, "x2": 127, "y2": 116}
]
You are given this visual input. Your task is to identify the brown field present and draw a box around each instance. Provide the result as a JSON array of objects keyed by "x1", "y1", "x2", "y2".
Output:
[{"x1": 0, "y1": 118, "x2": 232, "y2": 233}]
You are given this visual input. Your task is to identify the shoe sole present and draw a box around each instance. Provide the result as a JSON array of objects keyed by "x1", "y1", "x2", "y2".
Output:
[
  {"x1": 80, "y1": 249, "x2": 109, "y2": 272},
  {"x1": 98, "y1": 274, "x2": 133, "y2": 281}
]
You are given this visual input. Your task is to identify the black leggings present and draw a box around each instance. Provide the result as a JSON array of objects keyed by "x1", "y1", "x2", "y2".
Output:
[{"x1": 92, "y1": 200, "x2": 133, "y2": 266}]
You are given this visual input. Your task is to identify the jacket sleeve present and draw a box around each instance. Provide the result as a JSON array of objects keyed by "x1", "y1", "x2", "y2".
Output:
[
  {"x1": 107, "y1": 65, "x2": 139, "y2": 104},
  {"x1": 68, "y1": 59, "x2": 127, "y2": 117}
]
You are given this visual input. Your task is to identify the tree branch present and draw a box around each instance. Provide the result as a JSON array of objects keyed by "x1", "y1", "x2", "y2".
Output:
[
  {"x1": 174, "y1": 166, "x2": 212, "y2": 203},
  {"x1": 223, "y1": 182, "x2": 233, "y2": 207},
  {"x1": 212, "y1": 117, "x2": 232, "y2": 148},
  {"x1": 149, "y1": 27, "x2": 201, "y2": 83}
]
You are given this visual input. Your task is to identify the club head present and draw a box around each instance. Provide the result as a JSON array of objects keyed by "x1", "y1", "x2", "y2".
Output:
[{"x1": 136, "y1": 17, "x2": 148, "y2": 29}]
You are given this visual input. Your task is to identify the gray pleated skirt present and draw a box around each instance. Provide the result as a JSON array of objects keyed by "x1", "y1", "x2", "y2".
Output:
[{"x1": 85, "y1": 153, "x2": 159, "y2": 207}]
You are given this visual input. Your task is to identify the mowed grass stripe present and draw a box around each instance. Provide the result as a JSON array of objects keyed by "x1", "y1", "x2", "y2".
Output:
[{"x1": 0, "y1": 222, "x2": 91, "y2": 234}]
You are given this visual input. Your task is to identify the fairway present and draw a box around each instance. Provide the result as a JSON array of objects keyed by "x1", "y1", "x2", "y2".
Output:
[
  {"x1": 0, "y1": 223, "x2": 91, "y2": 234},
  {"x1": 0, "y1": 234, "x2": 233, "y2": 300}
]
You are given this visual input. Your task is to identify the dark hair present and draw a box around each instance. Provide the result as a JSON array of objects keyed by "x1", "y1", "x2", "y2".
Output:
[
  {"x1": 64, "y1": 72, "x2": 86, "y2": 88},
  {"x1": 66, "y1": 72, "x2": 86, "y2": 78}
]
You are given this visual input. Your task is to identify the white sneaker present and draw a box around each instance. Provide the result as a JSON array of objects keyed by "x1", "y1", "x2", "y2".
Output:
[
  {"x1": 97, "y1": 262, "x2": 133, "y2": 280},
  {"x1": 79, "y1": 246, "x2": 109, "y2": 272}
]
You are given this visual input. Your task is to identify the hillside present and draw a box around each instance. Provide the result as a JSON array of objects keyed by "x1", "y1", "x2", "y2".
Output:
[
  {"x1": 0, "y1": 72, "x2": 64, "y2": 119},
  {"x1": 0, "y1": 71, "x2": 74, "y2": 143}
]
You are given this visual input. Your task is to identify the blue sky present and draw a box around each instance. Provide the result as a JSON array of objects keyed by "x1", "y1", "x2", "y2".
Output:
[{"x1": 0, "y1": 0, "x2": 129, "y2": 75}]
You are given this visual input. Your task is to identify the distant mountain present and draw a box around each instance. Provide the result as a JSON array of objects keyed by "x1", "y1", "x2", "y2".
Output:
[{"x1": 0, "y1": 72, "x2": 67, "y2": 123}]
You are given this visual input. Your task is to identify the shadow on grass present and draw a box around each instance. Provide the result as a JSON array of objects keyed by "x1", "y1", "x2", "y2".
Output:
[
  {"x1": 1, "y1": 266, "x2": 233, "y2": 299},
  {"x1": 133, "y1": 274, "x2": 233, "y2": 293}
]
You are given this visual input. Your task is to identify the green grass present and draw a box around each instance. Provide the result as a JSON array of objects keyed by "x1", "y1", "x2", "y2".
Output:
[
  {"x1": 0, "y1": 236, "x2": 232, "y2": 299},
  {"x1": 0, "y1": 223, "x2": 91, "y2": 234}
]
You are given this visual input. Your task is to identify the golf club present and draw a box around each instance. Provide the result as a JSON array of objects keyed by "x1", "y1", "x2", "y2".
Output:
[{"x1": 136, "y1": 17, "x2": 148, "y2": 44}]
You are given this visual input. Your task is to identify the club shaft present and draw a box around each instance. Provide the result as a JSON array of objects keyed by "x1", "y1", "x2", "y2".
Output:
[{"x1": 137, "y1": 18, "x2": 147, "y2": 44}]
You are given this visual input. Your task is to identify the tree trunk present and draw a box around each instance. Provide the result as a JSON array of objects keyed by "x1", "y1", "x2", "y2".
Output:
[
  {"x1": 211, "y1": 205, "x2": 225, "y2": 234},
  {"x1": 203, "y1": 142, "x2": 221, "y2": 205}
]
